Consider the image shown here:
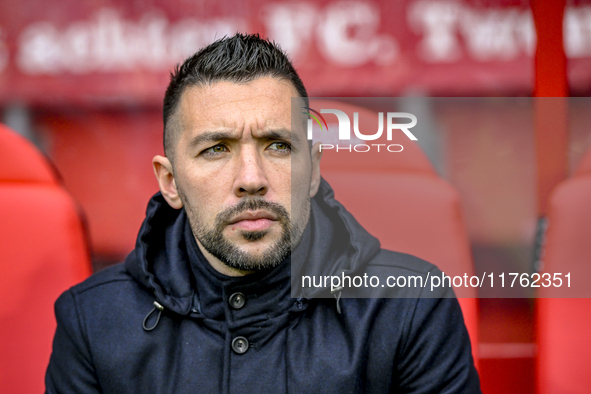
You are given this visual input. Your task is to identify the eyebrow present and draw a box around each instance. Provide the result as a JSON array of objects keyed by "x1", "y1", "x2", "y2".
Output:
[
  {"x1": 187, "y1": 131, "x2": 234, "y2": 150},
  {"x1": 265, "y1": 128, "x2": 298, "y2": 142},
  {"x1": 187, "y1": 128, "x2": 298, "y2": 149}
]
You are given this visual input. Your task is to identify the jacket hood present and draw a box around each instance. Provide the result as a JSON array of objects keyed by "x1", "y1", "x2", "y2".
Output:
[
  {"x1": 125, "y1": 178, "x2": 381, "y2": 314},
  {"x1": 292, "y1": 178, "x2": 381, "y2": 298}
]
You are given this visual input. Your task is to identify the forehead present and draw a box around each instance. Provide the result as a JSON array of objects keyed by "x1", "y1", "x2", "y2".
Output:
[{"x1": 176, "y1": 77, "x2": 301, "y2": 134}]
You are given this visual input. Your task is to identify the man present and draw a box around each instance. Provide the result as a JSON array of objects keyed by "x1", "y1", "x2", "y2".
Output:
[{"x1": 46, "y1": 33, "x2": 480, "y2": 393}]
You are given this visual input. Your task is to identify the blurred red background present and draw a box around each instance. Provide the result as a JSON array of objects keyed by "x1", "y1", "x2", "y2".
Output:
[{"x1": 2, "y1": 0, "x2": 591, "y2": 393}]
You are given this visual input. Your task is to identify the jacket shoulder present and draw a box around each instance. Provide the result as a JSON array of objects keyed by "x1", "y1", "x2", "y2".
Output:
[
  {"x1": 67, "y1": 263, "x2": 136, "y2": 296},
  {"x1": 367, "y1": 249, "x2": 440, "y2": 275},
  {"x1": 355, "y1": 249, "x2": 451, "y2": 298}
]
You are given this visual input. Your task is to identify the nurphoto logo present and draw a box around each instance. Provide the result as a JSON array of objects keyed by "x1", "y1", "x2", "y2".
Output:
[{"x1": 304, "y1": 107, "x2": 418, "y2": 153}]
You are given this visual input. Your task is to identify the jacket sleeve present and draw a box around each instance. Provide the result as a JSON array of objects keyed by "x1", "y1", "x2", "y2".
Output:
[
  {"x1": 45, "y1": 290, "x2": 102, "y2": 393},
  {"x1": 396, "y1": 282, "x2": 482, "y2": 393}
]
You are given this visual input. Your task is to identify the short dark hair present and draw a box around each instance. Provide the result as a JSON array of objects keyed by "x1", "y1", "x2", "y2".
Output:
[{"x1": 163, "y1": 33, "x2": 309, "y2": 161}]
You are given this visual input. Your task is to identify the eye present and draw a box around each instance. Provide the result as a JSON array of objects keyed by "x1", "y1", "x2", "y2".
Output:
[
  {"x1": 202, "y1": 144, "x2": 228, "y2": 156},
  {"x1": 268, "y1": 141, "x2": 291, "y2": 153}
]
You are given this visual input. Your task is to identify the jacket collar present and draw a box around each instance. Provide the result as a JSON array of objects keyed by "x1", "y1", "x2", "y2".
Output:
[
  {"x1": 125, "y1": 178, "x2": 380, "y2": 316},
  {"x1": 185, "y1": 216, "x2": 300, "y2": 321}
]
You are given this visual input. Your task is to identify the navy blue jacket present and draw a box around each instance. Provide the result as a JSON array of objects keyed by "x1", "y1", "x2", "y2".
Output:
[{"x1": 46, "y1": 180, "x2": 481, "y2": 393}]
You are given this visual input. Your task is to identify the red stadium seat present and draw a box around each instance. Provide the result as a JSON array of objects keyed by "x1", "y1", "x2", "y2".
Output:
[
  {"x1": 312, "y1": 99, "x2": 479, "y2": 365},
  {"x1": 536, "y1": 146, "x2": 591, "y2": 394},
  {"x1": 37, "y1": 110, "x2": 164, "y2": 263},
  {"x1": 0, "y1": 124, "x2": 92, "y2": 393}
]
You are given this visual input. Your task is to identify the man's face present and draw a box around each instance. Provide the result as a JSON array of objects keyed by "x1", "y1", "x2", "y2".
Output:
[{"x1": 160, "y1": 77, "x2": 319, "y2": 272}]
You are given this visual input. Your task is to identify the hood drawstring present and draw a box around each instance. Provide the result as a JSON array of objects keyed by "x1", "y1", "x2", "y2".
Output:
[
  {"x1": 331, "y1": 286, "x2": 343, "y2": 314},
  {"x1": 143, "y1": 301, "x2": 164, "y2": 331},
  {"x1": 295, "y1": 298, "x2": 304, "y2": 310}
]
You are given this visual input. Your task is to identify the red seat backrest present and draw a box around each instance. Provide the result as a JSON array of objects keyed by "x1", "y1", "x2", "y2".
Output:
[
  {"x1": 536, "y1": 146, "x2": 591, "y2": 394},
  {"x1": 0, "y1": 124, "x2": 92, "y2": 393},
  {"x1": 312, "y1": 99, "x2": 479, "y2": 363}
]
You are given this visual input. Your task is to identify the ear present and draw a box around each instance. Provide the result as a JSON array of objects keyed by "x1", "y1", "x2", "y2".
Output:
[
  {"x1": 309, "y1": 142, "x2": 323, "y2": 198},
  {"x1": 152, "y1": 155, "x2": 183, "y2": 209}
]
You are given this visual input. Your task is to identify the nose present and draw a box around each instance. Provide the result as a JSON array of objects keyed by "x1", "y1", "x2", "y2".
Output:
[{"x1": 232, "y1": 146, "x2": 269, "y2": 197}]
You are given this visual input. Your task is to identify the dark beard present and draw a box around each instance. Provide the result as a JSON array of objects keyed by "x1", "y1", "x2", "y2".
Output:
[{"x1": 185, "y1": 198, "x2": 305, "y2": 271}]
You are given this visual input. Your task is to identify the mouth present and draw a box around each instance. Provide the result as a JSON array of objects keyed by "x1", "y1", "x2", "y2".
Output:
[{"x1": 228, "y1": 210, "x2": 278, "y2": 232}]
